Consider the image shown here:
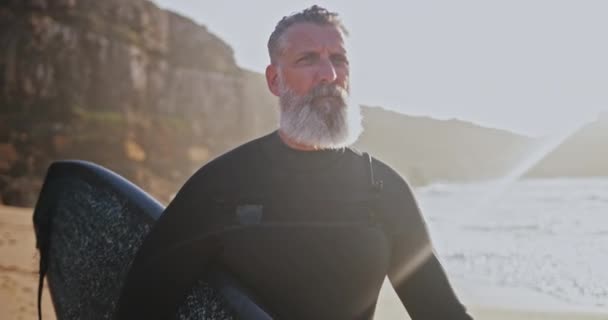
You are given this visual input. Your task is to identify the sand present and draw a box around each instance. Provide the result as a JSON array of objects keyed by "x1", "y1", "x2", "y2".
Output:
[
  {"x1": 1, "y1": 205, "x2": 606, "y2": 320},
  {"x1": 0, "y1": 205, "x2": 55, "y2": 320}
]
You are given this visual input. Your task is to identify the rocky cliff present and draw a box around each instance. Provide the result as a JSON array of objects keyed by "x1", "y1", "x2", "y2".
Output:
[
  {"x1": 0, "y1": 0, "x2": 278, "y2": 205},
  {"x1": 355, "y1": 107, "x2": 535, "y2": 185}
]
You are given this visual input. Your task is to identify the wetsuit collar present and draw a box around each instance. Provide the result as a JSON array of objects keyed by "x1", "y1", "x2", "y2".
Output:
[{"x1": 260, "y1": 130, "x2": 349, "y2": 172}]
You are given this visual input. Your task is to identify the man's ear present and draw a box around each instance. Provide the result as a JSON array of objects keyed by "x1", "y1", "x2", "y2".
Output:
[{"x1": 265, "y1": 64, "x2": 281, "y2": 97}]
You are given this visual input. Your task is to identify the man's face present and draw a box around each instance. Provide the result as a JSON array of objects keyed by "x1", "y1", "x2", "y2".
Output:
[
  {"x1": 272, "y1": 22, "x2": 350, "y2": 97},
  {"x1": 266, "y1": 22, "x2": 361, "y2": 149}
]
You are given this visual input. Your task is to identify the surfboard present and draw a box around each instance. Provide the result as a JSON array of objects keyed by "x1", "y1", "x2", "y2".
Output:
[{"x1": 32, "y1": 160, "x2": 272, "y2": 319}]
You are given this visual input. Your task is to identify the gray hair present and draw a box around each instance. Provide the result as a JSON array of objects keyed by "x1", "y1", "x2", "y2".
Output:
[{"x1": 267, "y1": 5, "x2": 349, "y2": 64}]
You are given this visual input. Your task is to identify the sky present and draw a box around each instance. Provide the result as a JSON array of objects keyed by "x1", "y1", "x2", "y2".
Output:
[{"x1": 151, "y1": 0, "x2": 608, "y2": 137}]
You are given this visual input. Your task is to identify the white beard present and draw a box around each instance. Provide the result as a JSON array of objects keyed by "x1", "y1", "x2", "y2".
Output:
[{"x1": 278, "y1": 80, "x2": 362, "y2": 149}]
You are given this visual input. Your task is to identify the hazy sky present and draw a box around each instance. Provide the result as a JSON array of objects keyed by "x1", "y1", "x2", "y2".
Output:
[{"x1": 152, "y1": 0, "x2": 608, "y2": 136}]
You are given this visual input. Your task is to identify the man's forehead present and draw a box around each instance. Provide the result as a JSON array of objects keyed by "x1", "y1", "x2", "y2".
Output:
[{"x1": 281, "y1": 22, "x2": 347, "y2": 53}]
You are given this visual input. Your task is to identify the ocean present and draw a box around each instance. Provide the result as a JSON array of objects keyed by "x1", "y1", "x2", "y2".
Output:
[{"x1": 415, "y1": 178, "x2": 608, "y2": 309}]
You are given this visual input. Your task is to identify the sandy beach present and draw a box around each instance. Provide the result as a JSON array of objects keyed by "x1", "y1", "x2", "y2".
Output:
[
  {"x1": 1, "y1": 205, "x2": 606, "y2": 320},
  {"x1": 0, "y1": 205, "x2": 55, "y2": 320}
]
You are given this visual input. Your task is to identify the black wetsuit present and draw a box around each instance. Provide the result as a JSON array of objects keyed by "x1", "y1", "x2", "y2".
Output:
[{"x1": 118, "y1": 131, "x2": 473, "y2": 320}]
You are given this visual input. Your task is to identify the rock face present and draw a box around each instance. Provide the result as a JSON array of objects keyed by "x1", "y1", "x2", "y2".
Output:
[
  {"x1": 0, "y1": 0, "x2": 278, "y2": 206},
  {"x1": 355, "y1": 106, "x2": 535, "y2": 185}
]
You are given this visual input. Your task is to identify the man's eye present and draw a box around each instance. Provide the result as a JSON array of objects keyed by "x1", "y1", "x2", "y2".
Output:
[
  {"x1": 297, "y1": 56, "x2": 314, "y2": 63},
  {"x1": 332, "y1": 56, "x2": 349, "y2": 65}
]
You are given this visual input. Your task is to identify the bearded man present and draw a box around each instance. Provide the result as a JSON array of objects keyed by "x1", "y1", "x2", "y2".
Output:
[{"x1": 118, "y1": 5, "x2": 473, "y2": 320}]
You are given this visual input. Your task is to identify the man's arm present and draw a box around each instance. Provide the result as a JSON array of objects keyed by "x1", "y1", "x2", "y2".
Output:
[
  {"x1": 374, "y1": 161, "x2": 473, "y2": 319},
  {"x1": 116, "y1": 166, "x2": 221, "y2": 319},
  {"x1": 388, "y1": 234, "x2": 473, "y2": 319}
]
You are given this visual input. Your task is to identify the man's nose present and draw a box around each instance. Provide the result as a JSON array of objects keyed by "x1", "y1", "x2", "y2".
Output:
[{"x1": 317, "y1": 59, "x2": 337, "y2": 84}]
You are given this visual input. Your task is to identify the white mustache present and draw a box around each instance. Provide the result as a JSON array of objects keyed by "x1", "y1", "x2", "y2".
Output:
[{"x1": 307, "y1": 84, "x2": 348, "y2": 104}]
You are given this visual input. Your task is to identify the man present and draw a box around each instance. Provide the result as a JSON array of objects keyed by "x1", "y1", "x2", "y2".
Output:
[{"x1": 118, "y1": 5, "x2": 473, "y2": 320}]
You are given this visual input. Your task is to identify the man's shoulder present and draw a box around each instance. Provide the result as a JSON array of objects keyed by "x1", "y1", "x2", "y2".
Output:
[
  {"x1": 214, "y1": 132, "x2": 272, "y2": 163},
  {"x1": 347, "y1": 147, "x2": 399, "y2": 175},
  {"x1": 352, "y1": 150, "x2": 410, "y2": 187},
  {"x1": 190, "y1": 131, "x2": 274, "y2": 178}
]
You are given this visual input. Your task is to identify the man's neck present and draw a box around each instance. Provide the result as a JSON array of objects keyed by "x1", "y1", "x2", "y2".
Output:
[{"x1": 277, "y1": 130, "x2": 319, "y2": 151}]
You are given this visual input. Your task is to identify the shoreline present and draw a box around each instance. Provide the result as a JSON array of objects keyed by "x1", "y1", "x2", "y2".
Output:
[
  {"x1": 377, "y1": 279, "x2": 608, "y2": 319},
  {"x1": 468, "y1": 306, "x2": 608, "y2": 320},
  {"x1": 454, "y1": 279, "x2": 607, "y2": 314}
]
